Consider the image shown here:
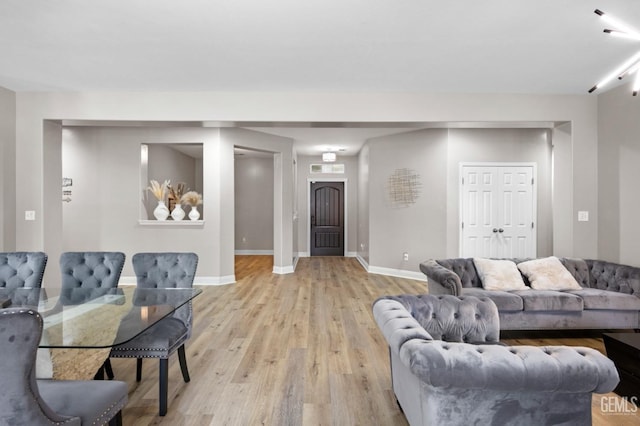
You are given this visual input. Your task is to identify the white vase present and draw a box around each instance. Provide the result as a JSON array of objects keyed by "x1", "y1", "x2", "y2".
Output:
[
  {"x1": 188, "y1": 205, "x2": 200, "y2": 221},
  {"x1": 153, "y1": 201, "x2": 170, "y2": 221},
  {"x1": 171, "y1": 204, "x2": 185, "y2": 221}
]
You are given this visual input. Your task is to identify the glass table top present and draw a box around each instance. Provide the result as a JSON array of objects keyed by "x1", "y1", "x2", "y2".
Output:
[{"x1": 0, "y1": 286, "x2": 201, "y2": 349}]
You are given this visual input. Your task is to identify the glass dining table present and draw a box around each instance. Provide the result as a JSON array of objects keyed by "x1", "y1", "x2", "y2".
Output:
[{"x1": 0, "y1": 286, "x2": 202, "y2": 379}]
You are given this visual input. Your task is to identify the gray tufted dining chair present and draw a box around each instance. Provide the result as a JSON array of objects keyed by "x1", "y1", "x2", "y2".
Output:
[
  {"x1": 0, "y1": 307, "x2": 128, "y2": 426},
  {"x1": 59, "y1": 252, "x2": 126, "y2": 379},
  {"x1": 108, "y1": 252, "x2": 198, "y2": 416},
  {"x1": 59, "y1": 252, "x2": 126, "y2": 305},
  {"x1": 0, "y1": 252, "x2": 48, "y2": 307}
]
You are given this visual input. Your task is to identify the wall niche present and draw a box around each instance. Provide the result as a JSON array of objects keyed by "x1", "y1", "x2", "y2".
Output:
[{"x1": 140, "y1": 143, "x2": 204, "y2": 222}]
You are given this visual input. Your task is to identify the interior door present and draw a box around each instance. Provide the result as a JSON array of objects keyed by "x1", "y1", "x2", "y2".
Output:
[
  {"x1": 310, "y1": 181, "x2": 344, "y2": 256},
  {"x1": 461, "y1": 165, "x2": 535, "y2": 258}
]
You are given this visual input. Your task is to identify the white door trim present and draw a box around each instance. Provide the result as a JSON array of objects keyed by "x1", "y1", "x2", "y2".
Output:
[
  {"x1": 459, "y1": 162, "x2": 537, "y2": 258},
  {"x1": 307, "y1": 178, "x2": 348, "y2": 257}
]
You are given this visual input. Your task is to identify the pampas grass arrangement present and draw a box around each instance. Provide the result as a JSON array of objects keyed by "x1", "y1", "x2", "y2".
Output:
[
  {"x1": 181, "y1": 191, "x2": 203, "y2": 206},
  {"x1": 168, "y1": 182, "x2": 187, "y2": 204},
  {"x1": 148, "y1": 179, "x2": 170, "y2": 201}
]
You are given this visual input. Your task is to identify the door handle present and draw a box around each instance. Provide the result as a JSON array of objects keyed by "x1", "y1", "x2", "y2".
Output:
[
  {"x1": 492, "y1": 228, "x2": 498, "y2": 233},
  {"x1": 498, "y1": 228, "x2": 504, "y2": 233}
]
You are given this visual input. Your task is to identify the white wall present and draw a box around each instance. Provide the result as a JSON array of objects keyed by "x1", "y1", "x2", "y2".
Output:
[
  {"x1": 235, "y1": 156, "x2": 274, "y2": 252},
  {"x1": 598, "y1": 82, "x2": 640, "y2": 266},
  {"x1": 446, "y1": 128, "x2": 553, "y2": 258},
  {"x1": 296, "y1": 155, "x2": 358, "y2": 256},
  {"x1": 43, "y1": 121, "x2": 63, "y2": 284},
  {"x1": 357, "y1": 144, "x2": 370, "y2": 265},
  {"x1": 219, "y1": 128, "x2": 294, "y2": 273},
  {"x1": 57, "y1": 126, "x2": 223, "y2": 283},
  {"x1": 13, "y1": 91, "x2": 598, "y2": 281},
  {"x1": 0, "y1": 87, "x2": 16, "y2": 250},
  {"x1": 367, "y1": 129, "x2": 449, "y2": 274},
  {"x1": 364, "y1": 127, "x2": 555, "y2": 274}
]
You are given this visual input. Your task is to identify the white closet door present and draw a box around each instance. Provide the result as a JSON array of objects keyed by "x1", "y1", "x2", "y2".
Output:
[{"x1": 461, "y1": 165, "x2": 535, "y2": 258}]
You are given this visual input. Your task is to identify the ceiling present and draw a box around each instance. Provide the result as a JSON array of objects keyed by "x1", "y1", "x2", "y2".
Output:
[{"x1": 4, "y1": 1, "x2": 640, "y2": 155}]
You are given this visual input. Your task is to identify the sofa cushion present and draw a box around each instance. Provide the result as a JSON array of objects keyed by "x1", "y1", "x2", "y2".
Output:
[
  {"x1": 473, "y1": 258, "x2": 528, "y2": 291},
  {"x1": 566, "y1": 288, "x2": 640, "y2": 311},
  {"x1": 513, "y1": 290, "x2": 584, "y2": 312},
  {"x1": 517, "y1": 257, "x2": 582, "y2": 291},
  {"x1": 461, "y1": 288, "x2": 524, "y2": 312}
]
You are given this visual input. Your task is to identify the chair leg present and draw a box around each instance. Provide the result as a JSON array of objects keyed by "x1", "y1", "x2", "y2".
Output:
[
  {"x1": 178, "y1": 344, "x2": 190, "y2": 383},
  {"x1": 136, "y1": 358, "x2": 143, "y2": 382},
  {"x1": 108, "y1": 411, "x2": 123, "y2": 426},
  {"x1": 93, "y1": 365, "x2": 105, "y2": 380},
  {"x1": 104, "y1": 358, "x2": 114, "y2": 380},
  {"x1": 159, "y1": 358, "x2": 168, "y2": 416}
]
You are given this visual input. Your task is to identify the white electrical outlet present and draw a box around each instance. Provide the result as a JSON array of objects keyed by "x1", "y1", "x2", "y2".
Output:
[
  {"x1": 25, "y1": 210, "x2": 36, "y2": 221},
  {"x1": 403, "y1": 252, "x2": 409, "y2": 262},
  {"x1": 578, "y1": 211, "x2": 589, "y2": 222}
]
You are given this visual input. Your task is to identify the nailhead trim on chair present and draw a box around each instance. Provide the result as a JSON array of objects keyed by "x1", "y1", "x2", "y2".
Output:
[
  {"x1": 2, "y1": 308, "x2": 79, "y2": 425},
  {"x1": 90, "y1": 398, "x2": 127, "y2": 426}
]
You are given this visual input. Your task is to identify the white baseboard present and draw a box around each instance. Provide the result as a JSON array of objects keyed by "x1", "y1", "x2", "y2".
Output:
[
  {"x1": 273, "y1": 265, "x2": 295, "y2": 274},
  {"x1": 298, "y1": 251, "x2": 310, "y2": 257},
  {"x1": 356, "y1": 254, "x2": 369, "y2": 271},
  {"x1": 366, "y1": 265, "x2": 427, "y2": 282},
  {"x1": 235, "y1": 250, "x2": 274, "y2": 255},
  {"x1": 196, "y1": 275, "x2": 236, "y2": 286},
  {"x1": 119, "y1": 275, "x2": 236, "y2": 286}
]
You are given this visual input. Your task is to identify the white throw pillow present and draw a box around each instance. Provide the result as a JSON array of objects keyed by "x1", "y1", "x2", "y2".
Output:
[
  {"x1": 473, "y1": 258, "x2": 528, "y2": 291},
  {"x1": 517, "y1": 256, "x2": 582, "y2": 291}
]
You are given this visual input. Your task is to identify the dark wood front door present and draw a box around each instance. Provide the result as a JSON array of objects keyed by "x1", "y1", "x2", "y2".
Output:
[{"x1": 310, "y1": 181, "x2": 344, "y2": 256}]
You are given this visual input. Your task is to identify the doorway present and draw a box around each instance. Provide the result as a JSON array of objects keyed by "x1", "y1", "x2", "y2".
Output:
[
  {"x1": 310, "y1": 181, "x2": 345, "y2": 256},
  {"x1": 460, "y1": 163, "x2": 537, "y2": 258}
]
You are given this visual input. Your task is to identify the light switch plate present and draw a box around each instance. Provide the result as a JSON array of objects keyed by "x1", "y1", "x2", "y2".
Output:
[
  {"x1": 25, "y1": 210, "x2": 35, "y2": 221},
  {"x1": 578, "y1": 211, "x2": 589, "y2": 222}
]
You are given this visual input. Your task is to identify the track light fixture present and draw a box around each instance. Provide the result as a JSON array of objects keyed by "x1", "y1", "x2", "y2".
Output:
[{"x1": 590, "y1": 9, "x2": 640, "y2": 96}]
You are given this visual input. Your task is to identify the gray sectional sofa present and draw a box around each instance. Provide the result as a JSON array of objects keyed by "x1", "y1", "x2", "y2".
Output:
[{"x1": 419, "y1": 257, "x2": 640, "y2": 330}]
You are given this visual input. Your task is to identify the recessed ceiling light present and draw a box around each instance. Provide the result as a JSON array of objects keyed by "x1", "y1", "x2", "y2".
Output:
[{"x1": 322, "y1": 152, "x2": 337, "y2": 162}]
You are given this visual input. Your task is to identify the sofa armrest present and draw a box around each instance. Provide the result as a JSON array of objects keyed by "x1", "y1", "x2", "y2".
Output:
[
  {"x1": 419, "y1": 260, "x2": 462, "y2": 295},
  {"x1": 373, "y1": 299, "x2": 433, "y2": 353},
  {"x1": 399, "y1": 340, "x2": 619, "y2": 394}
]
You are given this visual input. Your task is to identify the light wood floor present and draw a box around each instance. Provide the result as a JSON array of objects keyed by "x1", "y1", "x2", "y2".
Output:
[{"x1": 111, "y1": 256, "x2": 639, "y2": 425}]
